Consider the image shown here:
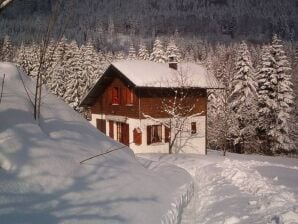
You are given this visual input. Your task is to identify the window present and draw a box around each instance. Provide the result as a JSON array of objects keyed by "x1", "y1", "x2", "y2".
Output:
[
  {"x1": 116, "y1": 122, "x2": 122, "y2": 142},
  {"x1": 165, "y1": 126, "x2": 170, "y2": 143},
  {"x1": 112, "y1": 87, "x2": 120, "y2": 104},
  {"x1": 147, "y1": 125, "x2": 162, "y2": 145},
  {"x1": 125, "y1": 88, "x2": 134, "y2": 105},
  {"x1": 109, "y1": 121, "x2": 114, "y2": 139},
  {"x1": 96, "y1": 119, "x2": 106, "y2": 134},
  {"x1": 115, "y1": 122, "x2": 130, "y2": 146},
  {"x1": 191, "y1": 122, "x2": 197, "y2": 135}
]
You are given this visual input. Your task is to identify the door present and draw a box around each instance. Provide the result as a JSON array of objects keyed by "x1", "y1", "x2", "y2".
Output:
[{"x1": 121, "y1": 123, "x2": 129, "y2": 146}]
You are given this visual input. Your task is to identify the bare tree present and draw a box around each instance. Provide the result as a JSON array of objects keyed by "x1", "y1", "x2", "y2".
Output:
[
  {"x1": 144, "y1": 70, "x2": 204, "y2": 154},
  {"x1": 0, "y1": 0, "x2": 13, "y2": 12},
  {"x1": 33, "y1": 1, "x2": 75, "y2": 121}
]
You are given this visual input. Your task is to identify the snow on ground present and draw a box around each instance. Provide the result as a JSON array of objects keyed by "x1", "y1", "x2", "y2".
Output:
[
  {"x1": 0, "y1": 63, "x2": 193, "y2": 224},
  {"x1": 138, "y1": 151, "x2": 298, "y2": 224}
]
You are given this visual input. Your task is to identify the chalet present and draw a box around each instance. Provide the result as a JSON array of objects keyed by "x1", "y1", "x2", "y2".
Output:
[{"x1": 80, "y1": 60, "x2": 222, "y2": 154}]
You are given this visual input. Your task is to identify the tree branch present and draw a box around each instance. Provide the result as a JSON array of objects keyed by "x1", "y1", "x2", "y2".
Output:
[{"x1": 0, "y1": 0, "x2": 13, "y2": 11}]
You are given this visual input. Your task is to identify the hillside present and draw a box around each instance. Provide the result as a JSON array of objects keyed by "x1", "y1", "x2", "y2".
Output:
[
  {"x1": 1, "y1": 0, "x2": 298, "y2": 44},
  {"x1": 0, "y1": 62, "x2": 193, "y2": 224}
]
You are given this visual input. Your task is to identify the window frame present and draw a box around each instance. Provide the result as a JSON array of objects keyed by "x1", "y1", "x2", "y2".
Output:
[
  {"x1": 191, "y1": 122, "x2": 197, "y2": 135},
  {"x1": 147, "y1": 125, "x2": 162, "y2": 145},
  {"x1": 111, "y1": 86, "x2": 120, "y2": 105},
  {"x1": 125, "y1": 87, "x2": 134, "y2": 105}
]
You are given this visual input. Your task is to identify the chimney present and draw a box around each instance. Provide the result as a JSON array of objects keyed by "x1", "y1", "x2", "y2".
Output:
[{"x1": 168, "y1": 55, "x2": 178, "y2": 70}]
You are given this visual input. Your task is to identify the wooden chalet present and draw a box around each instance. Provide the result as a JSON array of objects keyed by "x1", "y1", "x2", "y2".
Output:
[{"x1": 80, "y1": 60, "x2": 222, "y2": 154}]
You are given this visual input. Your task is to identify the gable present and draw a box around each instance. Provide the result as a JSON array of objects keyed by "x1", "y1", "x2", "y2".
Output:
[
  {"x1": 80, "y1": 60, "x2": 222, "y2": 107},
  {"x1": 80, "y1": 65, "x2": 135, "y2": 107}
]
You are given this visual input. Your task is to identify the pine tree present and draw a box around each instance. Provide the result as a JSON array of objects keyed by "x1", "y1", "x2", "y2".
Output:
[
  {"x1": 165, "y1": 38, "x2": 181, "y2": 62},
  {"x1": 128, "y1": 43, "x2": 137, "y2": 60},
  {"x1": 115, "y1": 51, "x2": 126, "y2": 60},
  {"x1": 15, "y1": 43, "x2": 28, "y2": 70},
  {"x1": 229, "y1": 41, "x2": 257, "y2": 153},
  {"x1": 25, "y1": 42, "x2": 40, "y2": 78},
  {"x1": 150, "y1": 37, "x2": 167, "y2": 63},
  {"x1": 269, "y1": 35, "x2": 294, "y2": 153},
  {"x1": 48, "y1": 37, "x2": 68, "y2": 98},
  {"x1": 138, "y1": 42, "x2": 149, "y2": 60},
  {"x1": 63, "y1": 40, "x2": 84, "y2": 111},
  {"x1": 81, "y1": 39, "x2": 99, "y2": 94},
  {"x1": 1, "y1": 35, "x2": 13, "y2": 62},
  {"x1": 256, "y1": 45, "x2": 276, "y2": 153}
]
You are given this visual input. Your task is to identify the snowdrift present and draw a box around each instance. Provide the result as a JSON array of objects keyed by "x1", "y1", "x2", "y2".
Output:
[{"x1": 0, "y1": 63, "x2": 193, "y2": 224}]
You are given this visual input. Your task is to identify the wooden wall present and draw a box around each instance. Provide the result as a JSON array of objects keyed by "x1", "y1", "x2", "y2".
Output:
[{"x1": 91, "y1": 73, "x2": 207, "y2": 119}]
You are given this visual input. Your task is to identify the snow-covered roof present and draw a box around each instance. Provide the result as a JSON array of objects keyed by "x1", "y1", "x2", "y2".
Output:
[
  {"x1": 111, "y1": 60, "x2": 222, "y2": 88},
  {"x1": 80, "y1": 60, "x2": 223, "y2": 106}
]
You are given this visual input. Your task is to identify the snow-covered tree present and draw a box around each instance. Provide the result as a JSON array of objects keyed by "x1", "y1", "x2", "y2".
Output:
[
  {"x1": 47, "y1": 37, "x2": 67, "y2": 98},
  {"x1": 63, "y1": 40, "x2": 84, "y2": 111},
  {"x1": 150, "y1": 37, "x2": 167, "y2": 63},
  {"x1": 269, "y1": 35, "x2": 294, "y2": 153},
  {"x1": 128, "y1": 43, "x2": 137, "y2": 60},
  {"x1": 138, "y1": 42, "x2": 149, "y2": 60},
  {"x1": 256, "y1": 45, "x2": 276, "y2": 153},
  {"x1": 114, "y1": 51, "x2": 126, "y2": 61},
  {"x1": 81, "y1": 39, "x2": 99, "y2": 93},
  {"x1": 229, "y1": 41, "x2": 257, "y2": 153},
  {"x1": 165, "y1": 38, "x2": 181, "y2": 62},
  {"x1": 14, "y1": 42, "x2": 37, "y2": 77},
  {"x1": 1, "y1": 35, "x2": 13, "y2": 62}
]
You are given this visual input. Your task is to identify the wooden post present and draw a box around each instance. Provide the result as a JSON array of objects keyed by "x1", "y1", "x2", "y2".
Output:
[{"x1": 0, "y1": 73, "x2": 5, "y2": 105}]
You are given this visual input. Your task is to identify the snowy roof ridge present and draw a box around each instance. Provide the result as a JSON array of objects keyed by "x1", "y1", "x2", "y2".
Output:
[{"x1": 111, "y1": 59, "x2": 223, "y2": 89}]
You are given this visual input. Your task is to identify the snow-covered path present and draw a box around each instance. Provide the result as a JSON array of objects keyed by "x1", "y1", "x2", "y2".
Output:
[{"x1": 138, "y1": 152, "x2": 298, "y2": 224}]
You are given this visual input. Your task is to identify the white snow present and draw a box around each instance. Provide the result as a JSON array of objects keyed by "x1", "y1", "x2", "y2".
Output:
[
  {"x1": 0, "y1": 62, "x2": 193, "y2": 224},
  {"x1": 138, "y1": 151, "x2": 298, "y2": 224},
  {"x1": 111, "y1": 60, "x2": 223, "y2": 89}
]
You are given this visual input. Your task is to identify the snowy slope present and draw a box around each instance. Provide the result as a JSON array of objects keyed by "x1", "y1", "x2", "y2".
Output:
[
  {"x1": 138, "y1": 152, "x2": 298, "y2": 224},
  {"x1": 0, "y1": 62, "x2": 193, "y2": 224}
]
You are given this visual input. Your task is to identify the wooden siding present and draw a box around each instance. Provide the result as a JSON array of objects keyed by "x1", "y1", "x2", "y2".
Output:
[
  {"x1": 91, "y1": 73, "x2": 207, "y2": 119},
  {"x1": 139, "y1": 88, "x2": 207, "y2": 118},
  {"x1": 91, "y1": 76, "x2": 140, "y2": 119}
]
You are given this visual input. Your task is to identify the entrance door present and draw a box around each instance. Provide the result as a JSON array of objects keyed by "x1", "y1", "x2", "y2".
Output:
[{"x1": 121, "y1": 123, "x2": 129, "y2": 146}]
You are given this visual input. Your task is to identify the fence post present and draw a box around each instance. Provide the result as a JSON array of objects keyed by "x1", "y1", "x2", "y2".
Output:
[{"x1": 0, "y1": 73, "x2": 5, "y2": 105}]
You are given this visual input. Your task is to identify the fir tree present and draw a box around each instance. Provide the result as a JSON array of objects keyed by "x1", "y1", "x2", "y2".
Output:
[
  {"x1": 63, "y1": 40, "x2": 84, "y2": 111},
  {"x1": 150, "y1": 37, "x2": 167, "y2": 63},
  {"x1": 165, "y1": 38, "x2": 181, "y2": 62},
  {"x1": 257, "y1": 45, "x2": 276, "y2": 153},
  {"x1": 48, "y1": 37, "x2": 68, "y2": 98},
  {"x1": 269, "y1": 35, "x2": 294, "y2": 152},
  {"x1": 229, "y1": 41, "x2": 257, "y2": 153},
  {"x1": 81, "y1": 39, "x2": 99, "y2": 93},
  {"x1": 115, "y1": 51, "x2": 126, "y2": 60},
  {"x1": 138, "y1": 42, "x2": 149, "y2": 60},
  {"x1": 128, "y1": 43, "x2": 137, "y2": 60},
  {"x1": 1, "y1": 35, "x2": 13, "y2": 62}
]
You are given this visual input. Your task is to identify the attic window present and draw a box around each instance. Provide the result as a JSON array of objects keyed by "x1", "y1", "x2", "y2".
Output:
[
  {"x1": 125, "y1": 87, "x2": 134, "y2": 105},
  {"x1": 112, "y1": 87, "x2": 120, "y2": 105}
]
